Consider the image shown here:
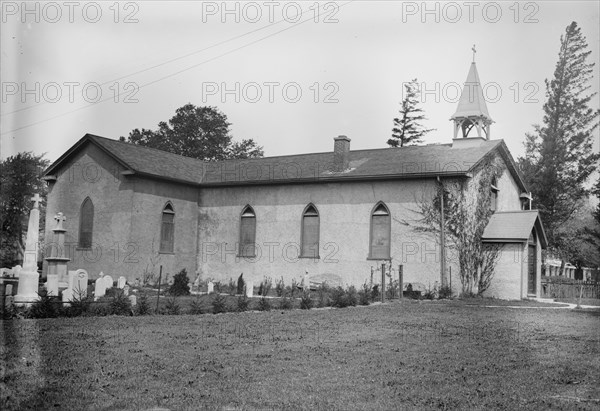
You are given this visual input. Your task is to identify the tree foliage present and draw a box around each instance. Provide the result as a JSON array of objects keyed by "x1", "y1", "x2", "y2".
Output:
[
  {"x1": 388, "y1": 79, "x2": 435, "y2": 147},
  {"x1": 0, "y1": 152, "x2": 49, "y2": 267},
  {"x1": 120, "y1": 104, "x2": 264, "y2": 161},
  {"x1": 518, "y1": 22, "x2": 599, "y2": 269}
]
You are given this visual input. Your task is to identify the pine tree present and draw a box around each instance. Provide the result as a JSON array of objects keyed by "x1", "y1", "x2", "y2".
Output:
[
  {"x1": 387, "y1": 79, "x2": 434, "y2": 147},
  {"x1": 519, "y1": 22, "x2": 599, "y2": 272}
]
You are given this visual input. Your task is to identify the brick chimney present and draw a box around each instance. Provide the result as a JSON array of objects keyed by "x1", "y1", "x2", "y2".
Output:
[{"x1": 333, "y1": 135, "x2": 351, "y2": 172}]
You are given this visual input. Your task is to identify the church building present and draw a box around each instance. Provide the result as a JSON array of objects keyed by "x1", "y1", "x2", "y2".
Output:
[{"x1": 42, "y1": 62, "x2": 547, "y2": 299}]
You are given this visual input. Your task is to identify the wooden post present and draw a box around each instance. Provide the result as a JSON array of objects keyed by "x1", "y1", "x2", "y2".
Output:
[
  {"x1": 155, "y1": 266, "x2": 162, "y2": 313},
  {"x1": 399, "y1": 265, "x2": 404, "y2": 300},
  {"x1": 449, "y1": 266, "x2": 452, "y2": 291},
  {"x1": 439, "y1": 177, "x2": 446, "y2": 286},
  {"x1": 381, "y1": 263, "x2": 385, "y2": 303}
]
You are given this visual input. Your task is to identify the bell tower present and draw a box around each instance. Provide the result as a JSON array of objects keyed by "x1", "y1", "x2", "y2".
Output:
[{"x1": 450, "y1": 45, "x2": 493, "y2": 140}]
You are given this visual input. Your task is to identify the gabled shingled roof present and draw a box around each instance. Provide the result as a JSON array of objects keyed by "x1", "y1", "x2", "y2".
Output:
[
  {"x1": 44, "y1": 133, "x2": 527, "y2": 190},
  {"x1": 482, "y1": 210, "x2": 548, "y2": 248}
]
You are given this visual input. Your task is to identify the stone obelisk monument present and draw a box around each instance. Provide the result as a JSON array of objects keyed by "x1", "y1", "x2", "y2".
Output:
[{"x1": 14, "y1": 194, "x2": 42, "y2": 306}]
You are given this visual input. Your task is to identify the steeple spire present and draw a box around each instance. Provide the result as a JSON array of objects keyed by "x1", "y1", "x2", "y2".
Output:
[{"x1": 450, "y1": 50, "x2": 493, "y2": 140}]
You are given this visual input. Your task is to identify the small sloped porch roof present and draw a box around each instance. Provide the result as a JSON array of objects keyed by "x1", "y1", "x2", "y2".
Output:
[{"x1": 482, "y1": 210, "x2": 548, "y2": 248}]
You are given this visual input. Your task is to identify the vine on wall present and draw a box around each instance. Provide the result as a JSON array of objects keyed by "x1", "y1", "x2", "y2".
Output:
[{"x1": 415, "y1": 154, "x2": 505, "y2": 295}]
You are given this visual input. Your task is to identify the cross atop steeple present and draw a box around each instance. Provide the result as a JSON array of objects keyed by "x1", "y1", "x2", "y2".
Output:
[{"x1": 31, "y1": 193, "x2": 42, "y2": 209}]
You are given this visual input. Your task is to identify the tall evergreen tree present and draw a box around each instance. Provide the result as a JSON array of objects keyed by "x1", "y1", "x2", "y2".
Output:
[
  {"x1": 388, "y1": 79, "x2": 434, "y2": 147},
  {"x1": 519, "y1": 22, "x2": 599, "y2": 272}
]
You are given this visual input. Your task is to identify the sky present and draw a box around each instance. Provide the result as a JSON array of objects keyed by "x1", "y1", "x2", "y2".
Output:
[{"x1": 1, "y1": 0, "x2": 599, "y2": 163}]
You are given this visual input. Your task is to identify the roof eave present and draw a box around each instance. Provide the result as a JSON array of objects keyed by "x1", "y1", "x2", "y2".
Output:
[
  {"x1": 200, "y1": 171, "x2": 471, "y2": 187},
  {"x1": 43, "y1": 133, "x2": 133, "y2": 176}
]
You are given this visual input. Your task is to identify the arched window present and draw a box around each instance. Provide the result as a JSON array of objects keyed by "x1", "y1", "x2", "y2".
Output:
[
  {"x1": 369, "y1": 202, "x2": 391, "y2": 260},
  {"x1": 490, "y1": 177, "x2": 499, "y2": 212},
  {"x1": 239, "y1": 205, "x2": 256, "y2": 257},
  {"x1": 78, "y1": 197, "x2": 94, "y2": 248},
  {"x1": 160, "y1": 202, "x2": 175, "y2": 253},
  {"x1": 301, "y1": 204, "x2": 320, "y2": 258}
]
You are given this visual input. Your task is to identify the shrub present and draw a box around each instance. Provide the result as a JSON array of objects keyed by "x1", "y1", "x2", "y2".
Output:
[
  {"x1": 279, "y1": 293, "x2": 293, "y2": 310},
  {"x1": 262, "y1": 277, "x2": 273, "y2": 296},
  {"x1": 258, "y1": 282, "x2": 264, "y2": 296},
  {"x1": 136, "y1": 293, "x2": 152, "y2": 315},
  {"x1": 90, "y1": 303, "x2": 111, "y2": 317},
  {"x1": 438, "y1": 285, "x2": 453, "y2": 299},
  {"x1": 28, "y1": 290, "x2": 60, "y2": 318},
  {"x1": 300, "y1": 291, "x2": 313, "y2": 310},
  {"x1": 257, "y1": 297, "x2": 271, "y2": 311},
  {"x1": 237, "y1": 294, "x2": 250, "y2": 312},
  {"x1": 110, "y1": 289, "x2": 132, "y2": 315},
  {"x1": 371, "y1": 284, "x2": 380, "y2": 302},
  {"x1": 423, "y1": 284, "x2": 436, "y2": 300},
  {"x1": 358, "y1": 283, "x2": 371, "y2": 306},
  {"x1": 386, "y1": 279, "x2": 399, "y2": 299},
  {"x1": 317, "y1": 283, "x2": 330, "y2": 308},
  {"x1": 330, "y1": 286, "x2": 347, "y2": 308},
  {"x1": 213, "y1": 281, "x2": 222, "y2": 294},
  {"x1": 275, "y1": 276, "x2": 285, "y2": 297},
  {"x1": 346, "y1": 285, "x2": 358, "y2": 307},
  {"x1": 211, "y1": 293, "x2": 228, "y2": 314},
  {"x1": 330, "y1": 286, "x2": 357, "y2": 308},
  {"x1": 237, "y1": 273, "x2": 245, "y2": 295},
  {"x1": 189, "y1": 297, "x2": 204, "y2": 314},
  {"x1": 65, "y1": 294, "x2": 93, "y2": 317},
  {"x1": 164, "y1": 297, "x2": 181, "y2": 315},
  {"x1": 290, "y1": 279, "x2": 298, "y2": 297},
  {"x1": 169, "y1": 269, "x2": 190, "y2": 296},
  {"x1": 227, "y1": 278, "x2": 236, "y2": 296}
]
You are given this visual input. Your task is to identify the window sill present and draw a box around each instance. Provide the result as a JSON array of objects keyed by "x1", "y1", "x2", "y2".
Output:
[
  {"x1": 299, "y1": 255, "x2": 320, "y2": 259},
  {"x1": 366, "y1": 256, "x2": 391, "y2": 261},
  {"x1": 76, "y1": 247, "x2": 92, "y2": 251},
  {"x1": 237, "y1": 255, "x2": 257, "y2": 258},
  {"x1": 159, "y1": 252, "x2": 175, "y2": 255}
]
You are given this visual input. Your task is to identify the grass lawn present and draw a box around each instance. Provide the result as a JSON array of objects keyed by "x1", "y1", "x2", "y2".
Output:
[{"x1": 1, "y1": 300, "x2": 599, "y2": 410}]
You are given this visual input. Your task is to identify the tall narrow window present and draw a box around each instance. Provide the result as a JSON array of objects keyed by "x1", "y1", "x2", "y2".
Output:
[
  {"x1": 301, "y1": 204, "x2": 320, "y2": 258},
  {"x1": 370, "y1": 202, "x2": 391, "y2": 259},
  {"x1": 491, "y1": 177, "x2": 499, "y2": 212},
  {"x1": 239, "y1": 206, "x2": 256, "y2": 257},
  {"x1": 79, "y1": 197, "x2": 94, "y2": 248},
  {"x1": 160, "y1": 203, "x2": 175, "y2": 253}
]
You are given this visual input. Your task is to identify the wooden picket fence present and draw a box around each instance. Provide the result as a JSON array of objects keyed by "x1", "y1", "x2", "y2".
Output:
[{"x1": 541, "y1": 279, "x2": 599, "y2": 299}]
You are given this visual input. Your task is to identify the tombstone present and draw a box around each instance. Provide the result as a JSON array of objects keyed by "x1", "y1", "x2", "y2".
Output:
[
  {"x1": 46, "y1": 275, "x2": 59, "y2": 297},
  {"x1": 5, "y1": 295, "x2": 14, "y2": 309},
  {"x1": 129, "y1": 294, "x2": 137, "y2": 307},
  {"x1": 207, "y1": 281, "x2": 214, "y2": 294},
  {"x1": 12, "y1": 265, "x2": 22, "y2": 278},
  {"x1": 117, "y1": 276, "x2": 127, "y2": 289},
  {"x1": 62, "y1": 288, "x2": 72, "y2": 305},
  {"x1": 245, "y1": 280, "x2": 253, "y2": 298},
  {"x1": 69, "y1": 269, "x2": 88, "y2": 300},
  {"x1": 303, "y1": 271, "x2": 310, "y2": 291},
  {"x1": 104, "y1": 275, "x2": 114, "y2": 290},
  {"x1": 134, "y1": 278, "x2": 140, "y2": 287},
  {"x1": 123, "y1": 284, "x2": 130, "y2": 296},
  {"x1": 94, "y1": 279, "x2": 106, "y2": 301},
  {"x1": 5, "y1": 284, "x2": 13, "y2": 296}
]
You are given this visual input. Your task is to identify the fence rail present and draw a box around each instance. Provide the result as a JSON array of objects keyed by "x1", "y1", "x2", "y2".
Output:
[{"x1": 541, "y1": 280, "x2": 599, "y2": 299}]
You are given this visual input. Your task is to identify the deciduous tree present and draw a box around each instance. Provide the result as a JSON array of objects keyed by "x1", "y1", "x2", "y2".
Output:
[
  {"x1": 0, "y1": 152, "x2": 49, "y2": 267},
  {"x1": 120, "y1": 104, "x2": 264, "y2": 161}
]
